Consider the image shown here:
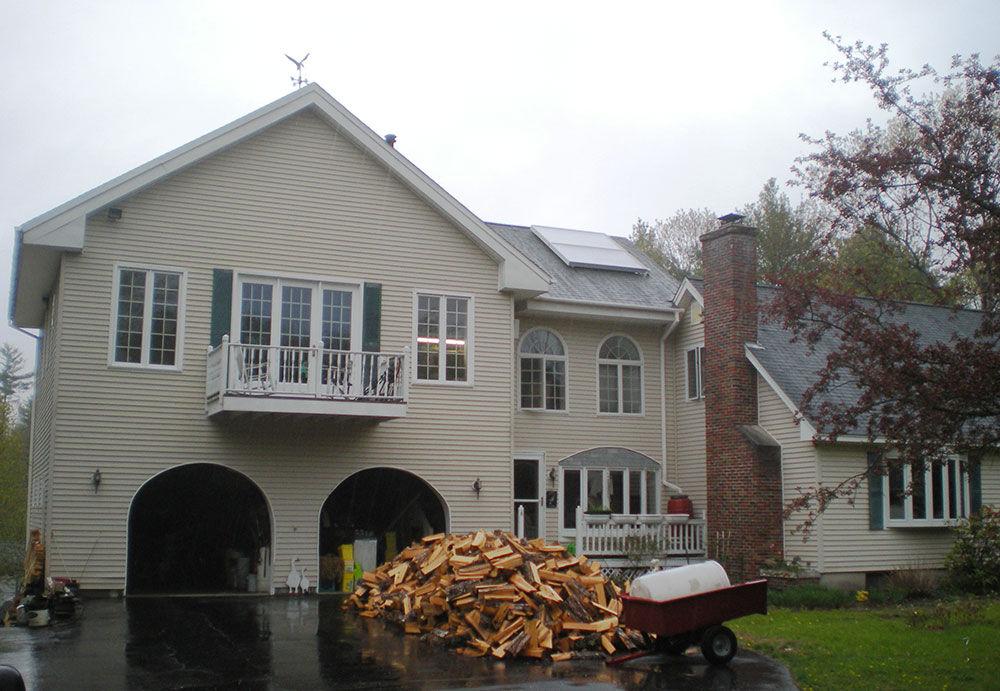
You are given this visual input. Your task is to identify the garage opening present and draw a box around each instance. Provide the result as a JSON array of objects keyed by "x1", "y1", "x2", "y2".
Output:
[
  {"x1": 318, "y1": 468, "x2": 447, "y2": 592},
  {"x1": 127, "y1": 464, "x2": 272, "y2": 595}
]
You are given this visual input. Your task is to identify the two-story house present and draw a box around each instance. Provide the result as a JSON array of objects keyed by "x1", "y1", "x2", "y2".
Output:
[{"x1": 11, "y1": 84, "x2": 997, "y2": 594}]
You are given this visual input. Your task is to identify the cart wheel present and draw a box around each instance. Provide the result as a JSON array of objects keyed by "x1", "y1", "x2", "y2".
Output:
[
  {"x1": 700, "y1": 625, "x2": 737, "y2": 665},
  {"x1": 655, "y1": 636, "x2": 691, "y2": 656}
]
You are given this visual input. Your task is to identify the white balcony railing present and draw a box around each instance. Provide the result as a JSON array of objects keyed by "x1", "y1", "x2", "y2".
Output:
[
  {"x1": 206, "y1": 336, "x2": 408, "y2": 407},
  {"x1": 574, "y1": 506, "x2": 707, "y2": 560}
]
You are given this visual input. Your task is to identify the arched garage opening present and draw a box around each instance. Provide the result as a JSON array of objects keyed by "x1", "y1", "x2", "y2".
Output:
[
  {"x1": 127, "y1": 464, "x2": 272, "y2": 595},
  {"x1": 318, "y1": 468, "x2": 448, "y2": 592}
]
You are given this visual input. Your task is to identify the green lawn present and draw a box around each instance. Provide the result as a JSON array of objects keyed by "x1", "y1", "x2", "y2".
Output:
[{"x1": 730, "y1": 600, "x2": 1000, "y2": 690}]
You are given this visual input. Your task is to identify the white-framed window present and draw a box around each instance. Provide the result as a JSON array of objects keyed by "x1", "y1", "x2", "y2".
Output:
[
  {"x1": 885, "y1": 458, "x2": 971, "y2": 527},
  {"x1": 414, "y1": 293, "x2": 472, "y2": 384},
  {"x1": 597, "y1": 335, "x2": 643, "y2": 415},
  {"x1": 233, "y1": 274, "x2": 361, "y2": 387},
  {"x1": 111, "y1": 265, "x2": 185, "y2": 369},
  {"x1": 559, "y1": 466, "x2": 659, "y2": 532},
  {"x1": 685, "y1": 346, "x2": 705, "y2": 400},
  {"x1": 519, "y1": 328, "x2": 567, "y2": 411}
]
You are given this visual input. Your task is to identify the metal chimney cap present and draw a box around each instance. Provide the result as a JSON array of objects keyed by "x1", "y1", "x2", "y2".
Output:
[
  {"x1": 718, "y1": 213, "x2": 745, "y2": 225},
  {"x1": 384, "y1": 133, "x2": 397, "y2": 147}
]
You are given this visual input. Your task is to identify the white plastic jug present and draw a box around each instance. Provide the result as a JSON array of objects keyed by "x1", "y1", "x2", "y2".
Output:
[{"x1": 630, "y1": 560, "x2": 730, "y2": 601}]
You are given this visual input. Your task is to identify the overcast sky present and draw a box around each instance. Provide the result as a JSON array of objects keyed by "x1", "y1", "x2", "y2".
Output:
[{"x1": 2, "y1": 1, "x2": 998, "y2": 366}]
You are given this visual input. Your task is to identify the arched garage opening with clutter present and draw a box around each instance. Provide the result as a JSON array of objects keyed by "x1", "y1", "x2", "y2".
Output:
[
  {"x1": 127, "y1": 463, "x2": 272, "y2": 595},
  {"x1": 318, "y1": 468, "x2": 449, "y2": 592}
]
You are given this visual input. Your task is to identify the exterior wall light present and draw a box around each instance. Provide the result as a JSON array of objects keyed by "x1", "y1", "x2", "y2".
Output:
[
  {"x1": 473, "y1": 478, "x2": 482, "y2": 498},
  {"x1": 92, "y1": 468, "x2": 102, "y2": 493}
]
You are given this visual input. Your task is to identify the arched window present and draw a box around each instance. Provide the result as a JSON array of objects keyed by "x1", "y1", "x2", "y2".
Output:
[
  {"x1": 597, "y1": 335, "x2": 643, "y2": 414},
  {"x1": 519, "y1": 329, "x2": 567, "y2": 411}
]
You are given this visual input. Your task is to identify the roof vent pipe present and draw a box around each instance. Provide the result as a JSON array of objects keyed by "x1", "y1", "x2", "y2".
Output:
[{"x1": 384, "y1": 133, "x2": 397, "y2": 148}]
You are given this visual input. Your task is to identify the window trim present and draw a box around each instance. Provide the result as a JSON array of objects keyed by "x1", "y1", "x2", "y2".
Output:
[
  {"x1": 517, "y1": 327, "x2": 569, "y2": 413},
  {"x1": 883, "y1": 456, "x2": 971, "y2": 528},
  {"x1": 685, "y1": 345, "x2": 705, "y2": 401},
  {"x1": 107, "y1": 263, "x2": 187, "y2": 372},
  {"x1": 229, "y1": 272, "x2": 362, "y2": 354},
  {"x1": 558, "y1": 464, "x2": 660, "y2": 536},
  {"x1": 595, "y1": 334, "x2": 644, "y2": 416},
  {"x1": 411, "y1": 290, "x2": 475, "y2": 387}
]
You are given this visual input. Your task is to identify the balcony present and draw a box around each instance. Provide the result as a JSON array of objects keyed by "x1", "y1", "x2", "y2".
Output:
[
  {"x1": 206, "y1": 336, "x2": 408, "y2": 419},
  {"x1": 573, "y1": 507, "x2": 707, "y2": 566}
]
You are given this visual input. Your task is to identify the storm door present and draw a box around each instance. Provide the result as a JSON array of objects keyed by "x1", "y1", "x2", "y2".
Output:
[{"x1": 514, "y1": 456, "x2": 543, "y2": 539}]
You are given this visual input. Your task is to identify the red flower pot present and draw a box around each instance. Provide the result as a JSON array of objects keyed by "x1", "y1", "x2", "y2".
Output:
[{"x1": 667, "y1": 495, "x2": 693, "y2": 517}]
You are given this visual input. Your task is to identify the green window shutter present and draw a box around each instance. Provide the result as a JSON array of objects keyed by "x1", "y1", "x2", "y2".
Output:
[
  {"x1": 970, "y1": 460, "x2": 983, "y2": 516},
  {"x1": 362, "y1": 283, "x2": 382, "y2": 352},
  {"x1": 867, "y1": 452, "x2": 884, "y2": 530},
  {"x1": 210, "y1": 269, "x2": 233, "y2": 347}
]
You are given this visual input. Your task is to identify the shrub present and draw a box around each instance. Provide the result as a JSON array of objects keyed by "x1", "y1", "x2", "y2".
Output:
[
  {"x1": 768, "y1": 583, "x2": 852, "y2": 609},
  {"x1": 905, "y1": 599, "x2": 984, "y2": 630},
  {"x1": 886, "y1": 566, "x2": 940, "y2": 599},
  {"x1": 945, "y1": 506, "x2": 1000, "y2": 594}
]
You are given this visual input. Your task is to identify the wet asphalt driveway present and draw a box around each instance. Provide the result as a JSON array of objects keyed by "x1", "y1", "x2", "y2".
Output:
[{"x1": 0, "y1": 596, "x2": 795, "y2": 689}]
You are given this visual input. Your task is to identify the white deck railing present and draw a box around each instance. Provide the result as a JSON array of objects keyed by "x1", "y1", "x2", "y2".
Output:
[
  {"x1": 574, "y1": 506, "x2": 707, "y2": 560},
  {"x1": 206, "y1": 336, "x2": 408, "y2": 403}
]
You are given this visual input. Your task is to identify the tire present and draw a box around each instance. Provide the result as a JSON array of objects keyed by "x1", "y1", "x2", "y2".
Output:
[{"x1": 700, "y1": 625, "x2": 737, "y2": 665}]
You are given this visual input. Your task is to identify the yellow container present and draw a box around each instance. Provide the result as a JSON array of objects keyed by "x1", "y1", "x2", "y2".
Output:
[
  {"x1": 339, "y1": 544, "x2": 355, "y2": 591},
  {"x1": 341, "y1": 562, "x2": 355, "y2": 592}
]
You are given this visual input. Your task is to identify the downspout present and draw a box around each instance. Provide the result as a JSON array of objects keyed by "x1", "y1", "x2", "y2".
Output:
[
  {"x1": 660, "y1": 315, "x2": 683, "y2": 495},
  {"x1": 14, "y1": 326, "x2": 39, "y2": 341}
]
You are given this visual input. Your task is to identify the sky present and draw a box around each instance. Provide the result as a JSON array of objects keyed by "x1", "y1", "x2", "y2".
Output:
[{"x1": 1, "y1": 1, "x2": 998, "y2": 367}]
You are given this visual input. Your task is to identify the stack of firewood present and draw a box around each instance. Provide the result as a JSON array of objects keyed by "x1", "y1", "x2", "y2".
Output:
[{"x1": 345, "y1": 530, "x2": 646, "y2": 660}]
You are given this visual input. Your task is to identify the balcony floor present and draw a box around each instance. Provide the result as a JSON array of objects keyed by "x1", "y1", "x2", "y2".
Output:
[{"x1": 206, "y1": 392, "x2": 407, "y2": 420}]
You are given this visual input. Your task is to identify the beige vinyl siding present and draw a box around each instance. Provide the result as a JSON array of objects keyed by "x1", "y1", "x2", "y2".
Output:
[
  {"x1": 46, "y1": 110, "x2": 514, "y2": 591},
  {"x1": 26, "y1": 275, "x2": 62, "y2": 536},
  {"x1": 817, "y1": 448, "x2": 1000, "y2": 573},
  {"x1": 757, "y1": 377, "x2": 820, "y2": 570},
  {"x1": 983, "y1": 454, "x2": 1000, "y2": 514},
  {"x1": 513, "y1": 317, "x2": 664, "y2": 542},
  {"x1": 666, "y1": 306, "x2": 706, "y2": 514}
]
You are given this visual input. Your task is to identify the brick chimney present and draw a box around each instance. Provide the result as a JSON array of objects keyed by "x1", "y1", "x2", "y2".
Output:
[{"x1": 700, "y1": 214, "x2": 782, "y2": 580}]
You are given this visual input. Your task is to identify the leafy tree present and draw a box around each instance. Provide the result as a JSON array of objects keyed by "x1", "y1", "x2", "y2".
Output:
[
  {"x1": 0, "y1": 399, "x2": 28, "y2": 543},
  {"x1": 825, "y1": 225, "x2": 940, "y2": 302},
  {"x1": 743, "y1": 178, "x2": 820, "y2": 280},
  {"x1": 631, "y1": 208, "x2": 715, "y2": 279},
  {"x1": 768, "y1": 35, "x2": 1000, "y2": 514},
  {"x1": 633, "y1": 181, "x2": 824, "y2": 283},
  {"x1": 0, "y1": 344, "x2": 30, "y2": 545},
  {"x1": 0, "y1": 343, "x2": 31, "y2": 406}
]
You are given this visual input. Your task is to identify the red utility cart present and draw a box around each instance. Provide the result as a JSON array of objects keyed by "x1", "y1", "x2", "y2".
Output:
[{"x1": 616, "y1": 578, "x2": 768, "y2": 665}]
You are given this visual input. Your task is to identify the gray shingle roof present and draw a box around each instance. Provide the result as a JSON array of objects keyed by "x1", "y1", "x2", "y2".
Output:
[
  {"x1": 753, "y1": 285, "x2": 986, "y2": 435},
  {"x1": 489, "y1": 223, "x2": 680, "y2": 310}
]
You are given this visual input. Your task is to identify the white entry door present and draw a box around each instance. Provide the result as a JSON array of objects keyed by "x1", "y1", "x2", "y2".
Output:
[{"x1": 514, "y1": 456, "x2": 543, "y2": 539}]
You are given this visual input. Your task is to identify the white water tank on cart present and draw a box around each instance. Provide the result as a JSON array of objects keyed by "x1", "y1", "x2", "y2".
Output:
[{"x1": 630, "y1": 560, "x2": 730, "y2": 601}]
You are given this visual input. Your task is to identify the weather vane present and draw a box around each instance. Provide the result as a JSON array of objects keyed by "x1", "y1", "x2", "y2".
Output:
[{"x1": 286, "y1": 53, "x2": 310, "y2": 88}]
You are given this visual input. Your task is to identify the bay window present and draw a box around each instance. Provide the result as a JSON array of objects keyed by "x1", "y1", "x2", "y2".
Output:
[
  {"x1": 560, "y1": 466, "x2": 659, "y2": 530},
  {"x1": 886, "y1": 459, "x2": 970, "y2": 526}
]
